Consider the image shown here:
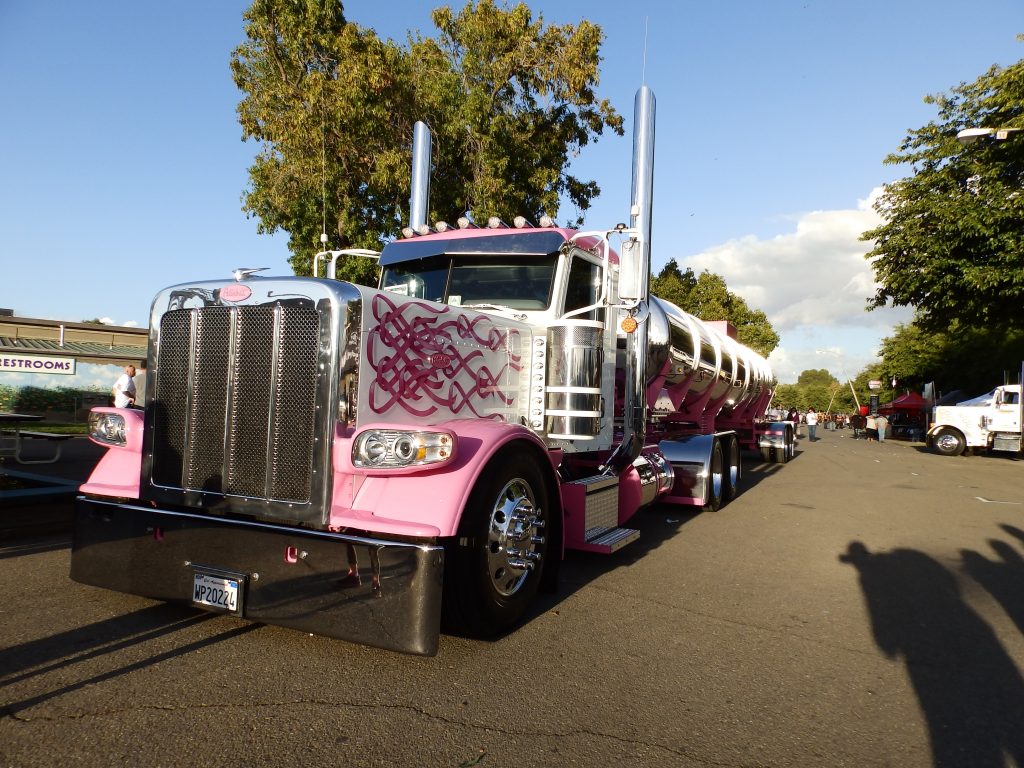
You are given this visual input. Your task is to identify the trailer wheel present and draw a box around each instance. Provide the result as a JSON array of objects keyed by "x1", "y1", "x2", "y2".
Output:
[
  {"x1": 760, "y1": 446, "x2": 772, "y2": 463},
  {"x1": 723, "y1": 435, "x2": 741, "y2": 503},
  {"x1": 932, "y1": 428, "x2": 966, "y2": 457},
  {"x1": 443, "y1": 453, "x2": 549, "y2": 638},
  {"x1": 706, "y1": 439, "x2": 725, "y2": 511},
  {"x1": 776, "y1": 444, "x2": 788, "y2": 464}
]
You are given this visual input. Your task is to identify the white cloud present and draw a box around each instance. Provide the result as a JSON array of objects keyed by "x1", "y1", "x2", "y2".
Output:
[
  {"x1": 94, "y1": 317, "x2": 139, "y2": 328},
  {"x1": 676, "y1": 188, "x2": 914, "y2": 384}
]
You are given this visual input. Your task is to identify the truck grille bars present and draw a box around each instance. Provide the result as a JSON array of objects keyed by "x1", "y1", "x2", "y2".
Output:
[{"x1": 150, "y1": 305, "x2": 321, "y2": 506}]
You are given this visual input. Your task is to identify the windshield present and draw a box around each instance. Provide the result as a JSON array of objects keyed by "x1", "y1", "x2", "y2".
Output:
[{"x1": 380, "y1": 255, "x2": 557, "y2": 310}]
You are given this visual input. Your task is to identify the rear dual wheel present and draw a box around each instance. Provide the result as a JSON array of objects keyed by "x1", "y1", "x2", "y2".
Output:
[
  {"x1": 722, "y1": 435, "x2": 741, "y2": 503},
  {"x1": 706, "y1": 439, "x2": 725, "y2": 511}
]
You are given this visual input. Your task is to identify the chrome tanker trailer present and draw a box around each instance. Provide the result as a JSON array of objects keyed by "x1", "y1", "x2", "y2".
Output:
[{"x1": 71, "y1": 87, "x2": 789, "y2": 655}]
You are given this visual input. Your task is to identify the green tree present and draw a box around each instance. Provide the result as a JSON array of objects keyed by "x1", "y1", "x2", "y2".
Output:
[
  {"x1": 863, "y1": 44, "x2": 1024, "y2": 333},
  {"x1": 773, "y1": 369, "x2": 860, "y2": 414},
  {"x1": 232, "y1": 0, "x2": 623, "y2": 282},
  {"x1": 876, "y1": 323, "x2": 946, "y2": 392},
  {"x1": 795, "y1": 368, "x2": 836, "y2": 388},
  {"x1": 877, "y1": 321, "x2": 1024, "y2": 397},
  {"x1": 772, "y1": 383, "x2": 802, "y2": 411},
  {"x1": 650, "y1": 263, "x2": 780, "y2": 357}
]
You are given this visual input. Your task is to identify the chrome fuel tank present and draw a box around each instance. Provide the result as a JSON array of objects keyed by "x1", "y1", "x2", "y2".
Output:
[{"x1": 641, "y1": 297, "x2": 772, "y2": 412}]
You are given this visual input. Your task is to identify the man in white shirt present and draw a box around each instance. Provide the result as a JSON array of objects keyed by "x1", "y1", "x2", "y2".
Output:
[
  {"x1": 112, "y1": 365, "x2": 137, "y2": 408},
  {"x1": 805, "y1": 408, "x2": 819, "y2": 441}
]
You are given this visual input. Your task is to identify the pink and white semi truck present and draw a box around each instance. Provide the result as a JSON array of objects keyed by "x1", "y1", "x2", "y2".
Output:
[{"x1": 71, "y1": 88, "x2": 790, "y2": 655}]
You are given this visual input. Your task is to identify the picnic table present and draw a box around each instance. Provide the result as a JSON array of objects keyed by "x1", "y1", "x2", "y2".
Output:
[{"x1": 0, "y1": 412, "x2": 72, "y2": 464}]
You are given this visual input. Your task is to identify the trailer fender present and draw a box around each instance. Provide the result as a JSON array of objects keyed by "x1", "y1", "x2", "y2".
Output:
[
  {"x1": 331, "y1": 420, "x2": 558, "y2": 538},
  {"x1": 658, "y1": 433, "x2": 727, "y2": 509}
]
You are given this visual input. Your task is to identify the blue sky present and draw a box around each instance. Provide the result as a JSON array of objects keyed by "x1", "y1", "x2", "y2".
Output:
[{"x1": 2, "y1": 1, "x2": 1023, "y2": 386}]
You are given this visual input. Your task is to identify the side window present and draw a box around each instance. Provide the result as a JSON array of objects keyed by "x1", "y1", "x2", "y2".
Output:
[
  {"x1": 1003, "y1": 391, "x2": 1020, "y2": 405},
  {"x1": 563, "y1": 257, "x2": 602, "y2": 318}
]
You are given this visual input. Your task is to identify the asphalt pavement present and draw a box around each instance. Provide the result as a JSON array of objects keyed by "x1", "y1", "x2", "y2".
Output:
[{"x1": 1, "y1": 429, "x2": 1023, "y2": 767}]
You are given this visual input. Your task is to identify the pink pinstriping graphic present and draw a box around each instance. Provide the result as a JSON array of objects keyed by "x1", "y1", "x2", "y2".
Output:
[{"x1": 367, "y1": 293, "x2": 522, "y2": 419}]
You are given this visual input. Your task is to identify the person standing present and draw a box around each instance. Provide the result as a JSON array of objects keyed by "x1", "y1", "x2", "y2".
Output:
[
  {"x1": 112, "y1": 364, "x2": 137, "y2": 408},
  {"x1": 806, "y1": 408, "x2": 819, "y2": 442},
  {"x1": 866, "y1": 413, "x2": 877, "y2": 441},
  {"x1": 876, "y1": 413, "x2": 889, "y2": 443}
]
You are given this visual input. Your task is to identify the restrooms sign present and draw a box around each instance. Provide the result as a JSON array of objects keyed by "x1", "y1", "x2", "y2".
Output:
[{"x1": 0, "y1": 353, "x2": 77, "y2": 375}]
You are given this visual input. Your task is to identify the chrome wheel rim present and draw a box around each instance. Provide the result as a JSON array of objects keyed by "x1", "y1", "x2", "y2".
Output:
[
  {"x1": 487, "y1": 478, "x2": 544, "y2": 597},
  {"x1": 936, "y1": 433, "x2": 959, "y2": 452},
  {"x1": 728, "y1": 443, "x2": 739, "y2": 488},
  {"x1": 710, "y1": 449, "x2": 723, "y2": 501}
]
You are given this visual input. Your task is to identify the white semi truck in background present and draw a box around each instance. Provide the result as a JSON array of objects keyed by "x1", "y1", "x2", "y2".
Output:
[{"x1": 927, "y1": 384, "x2": 1022, "y2": 456}]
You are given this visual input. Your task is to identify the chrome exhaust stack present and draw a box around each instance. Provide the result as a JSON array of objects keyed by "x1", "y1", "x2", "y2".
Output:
[
  {"x1": 409, "y1": 121, "x2": 432, "y2": 231},
  {"x1": 603, "y1": 86, "x2": 656, "y2": 475}
]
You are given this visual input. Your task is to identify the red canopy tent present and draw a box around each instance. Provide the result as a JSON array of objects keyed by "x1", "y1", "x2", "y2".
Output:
[
  {"x1": 879, "y1": 392, "x2": 928, "y2": 439},
  {"x1": 879, "y1": 392, "x2": 928, "y2": 414}
]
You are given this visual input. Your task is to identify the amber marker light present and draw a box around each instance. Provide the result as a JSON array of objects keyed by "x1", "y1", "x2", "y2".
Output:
[{"x1": 621, "y1": 316, "x2": 638, "y2": 333}]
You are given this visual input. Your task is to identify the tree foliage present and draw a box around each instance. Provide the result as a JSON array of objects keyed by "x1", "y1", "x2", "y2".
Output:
[
  {"x1": 650, "y1": 262, "x2": 780, "y2": 358},
  {"x1": 863, "y1": 44, "x2": 1024, "y2": 333},
  {"x1": 773, "y1": 369, "x2": 870, "y2": 414},
  {"x1": 878, "y1": 321, "x2": 1024, "y2": 397},
  {"x1": 232, "y1": 0, "x2": 623, "y2": 281}
]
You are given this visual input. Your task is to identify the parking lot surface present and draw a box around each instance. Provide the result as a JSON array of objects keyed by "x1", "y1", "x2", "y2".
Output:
[{"x1": 2, "y1": 431, "x2": 1023, "y2": 767}]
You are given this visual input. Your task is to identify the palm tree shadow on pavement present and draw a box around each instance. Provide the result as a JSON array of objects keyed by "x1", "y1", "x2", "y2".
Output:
[{"x1": 840, "y1": 541, "x2": 1024, "y2": 767}]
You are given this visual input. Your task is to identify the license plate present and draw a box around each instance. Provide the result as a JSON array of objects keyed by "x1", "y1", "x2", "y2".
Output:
[{"x1": 193, "y1": 572, "x2": 242, "y2": 615}]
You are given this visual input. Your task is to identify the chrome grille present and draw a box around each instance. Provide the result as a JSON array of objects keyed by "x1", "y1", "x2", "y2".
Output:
[{"x1": 151, "y1": 305, "x2": 321, "y2": 504}]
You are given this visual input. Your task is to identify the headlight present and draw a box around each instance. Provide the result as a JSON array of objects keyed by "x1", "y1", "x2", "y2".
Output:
[
  {"x1": 352, "y1": 429, "x2": 455, "y2": 469},
  {"x1": 89, "y1": 411, "x2": 127, "y2": 446}
]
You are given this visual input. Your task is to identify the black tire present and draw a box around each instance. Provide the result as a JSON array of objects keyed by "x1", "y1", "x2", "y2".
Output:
[
  {"x1": 760, "y1": 446, "x2": 772, "y2": 463},
  {"x1": 782, "y1": 428, "x2": 795, "y2": 462},
  {"x1": 723, "y1": 435, "x2": 741, "y2": 503},
  {"x1": 442, "y1": 452, "x2": 549, "y2": 638},
  {"x1": 932, "y1": 428, "x2": 966, "y2": 457},
  {"x1": 705, "y1": 439, "x2": 725, "y2": 511}
]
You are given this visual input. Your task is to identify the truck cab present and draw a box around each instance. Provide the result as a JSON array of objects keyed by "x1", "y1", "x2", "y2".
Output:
[{"x1": 928, "y1": 384, "x2": 1022, "y2": 456}]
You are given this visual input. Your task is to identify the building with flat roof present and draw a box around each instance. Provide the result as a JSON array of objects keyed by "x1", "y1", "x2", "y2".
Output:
[{"x1": 0, "y1": 315, "x2": 147, "y2": 368}]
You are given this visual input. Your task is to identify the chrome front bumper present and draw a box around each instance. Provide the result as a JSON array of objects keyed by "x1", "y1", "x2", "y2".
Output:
[{"x1": 71, "y1": 497, "x2": 444, "y2": 655}]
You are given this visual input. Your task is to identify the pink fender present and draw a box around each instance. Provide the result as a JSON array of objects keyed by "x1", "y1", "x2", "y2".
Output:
[
  {"x1": 329, "y1": 419, "x2": 555, "y2": 538},
  {"x1": 79, "y1": 407, "x2": 144, "y2": 498}
]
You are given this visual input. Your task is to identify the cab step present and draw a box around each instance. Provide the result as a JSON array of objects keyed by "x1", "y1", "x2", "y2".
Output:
[{"x1": 583, "y1": 526, "x2": 640, "y2": 553}]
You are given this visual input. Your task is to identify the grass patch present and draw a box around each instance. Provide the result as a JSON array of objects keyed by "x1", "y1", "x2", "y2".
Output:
[{"x1": 18, "y1": 423, "x2": 89, "y2": 435}]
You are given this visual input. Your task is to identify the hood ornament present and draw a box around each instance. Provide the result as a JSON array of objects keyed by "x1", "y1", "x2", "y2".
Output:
[{"x1": 233, "y1": 267, "x2": 269, "y2": 281}]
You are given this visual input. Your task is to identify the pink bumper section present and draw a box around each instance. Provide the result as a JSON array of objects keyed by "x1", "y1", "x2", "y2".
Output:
[
  {"x1": 79, "y1": 407, "x2": 144, "y2": 498},
  {"x1": 329, "y1": 420, "x2": 553, "y2": 538},
  {"x1": 78, "y1": 410, "x2": 554, "y2": 541}
]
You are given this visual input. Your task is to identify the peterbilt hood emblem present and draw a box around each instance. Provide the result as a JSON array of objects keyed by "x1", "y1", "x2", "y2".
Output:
[{"x1": 220, "y1": 284, "x2": 252, "y2": 302}]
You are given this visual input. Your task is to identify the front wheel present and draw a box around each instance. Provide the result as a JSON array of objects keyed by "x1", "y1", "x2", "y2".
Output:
[
  {"x1": 443, "y1": 453, "x2": 549, "y2": 638},
  {"x1": 932, "y1": 428, "x2": 966, "y2": 457}
]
